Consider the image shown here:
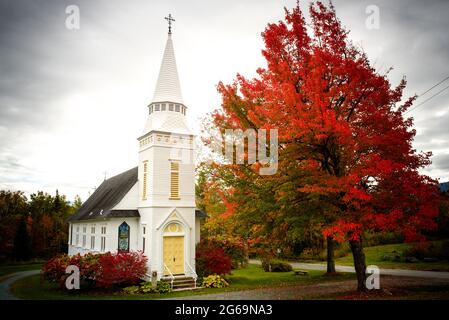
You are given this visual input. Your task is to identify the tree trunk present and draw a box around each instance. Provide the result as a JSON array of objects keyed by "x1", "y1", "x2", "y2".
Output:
[
  {"x1": 326, "y1": 236, "x2": 336, "y2": 273},
  {"x1": 243, "y1": 239, "x2": 249, "y2": 267},
  {"x1": 349, "y1": 239, "x2": 367, "y2": 292}
]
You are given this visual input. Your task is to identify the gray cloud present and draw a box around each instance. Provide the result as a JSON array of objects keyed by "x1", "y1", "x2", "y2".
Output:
[{"x1": 433, "y1": 153, "x2": 449, "y2": 171}]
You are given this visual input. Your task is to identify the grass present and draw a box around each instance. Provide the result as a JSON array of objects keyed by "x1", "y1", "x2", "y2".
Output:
[
  {"x1": 0, "y1": 262, "x2": 43, "y2": 279},
  {"x1": 333, "y1": 243, "x2": 449, "y2": 271},
  {"x1": 11, "y1": 264, "x2": 355, "y2": 300}
]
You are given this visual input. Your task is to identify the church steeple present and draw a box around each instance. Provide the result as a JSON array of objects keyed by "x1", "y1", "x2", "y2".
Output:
[
  {"x1": 151, "y1": 14, "x2": 183, "y2": 105},
  {"x1": 141, "y1": 15, "x2": 191, "y2": 137}
]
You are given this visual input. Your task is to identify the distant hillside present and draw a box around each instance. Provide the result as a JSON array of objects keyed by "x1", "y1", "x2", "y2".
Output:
[{"x1": 440, "y1": 182, "x2": 449, "y2": 193}]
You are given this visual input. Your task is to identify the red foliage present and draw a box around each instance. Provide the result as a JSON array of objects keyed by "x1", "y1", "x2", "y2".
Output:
[
  {"x1": 95, "y1": 251, "x2": 147, "y2": 288},
  {"x1": 42, "y1": 251, "x2": 147, "y2": 289},
  {"x1": 196, "y1": 241, "x2": 232, "y2": 276},
  {"x1": 42, "y1": 254, "x2": 71, "y2": 286},
  {"x1": 206, "y1": 1, "x2": 440, "y2": 244}
]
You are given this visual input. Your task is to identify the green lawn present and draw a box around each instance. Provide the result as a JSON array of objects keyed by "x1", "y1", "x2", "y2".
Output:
[
  {"x1": 11, "y1": 264, "x2": 355, "y2": 300},
  {"x1": 0, "y1": 262, "x2": 43, "y2": 279},
  {"x1": 333, "y1": 242, "x2": 449, "y2": 271}
]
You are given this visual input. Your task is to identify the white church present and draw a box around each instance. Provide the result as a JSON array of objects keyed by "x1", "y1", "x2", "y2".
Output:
[{"x1": 67, "y1": 15, "x2": 205, "y2": 288}]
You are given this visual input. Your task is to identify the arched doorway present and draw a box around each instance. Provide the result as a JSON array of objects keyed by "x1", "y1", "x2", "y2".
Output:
[{"x1": 163, "y1": 222, "x2": 184, "y2": 275}]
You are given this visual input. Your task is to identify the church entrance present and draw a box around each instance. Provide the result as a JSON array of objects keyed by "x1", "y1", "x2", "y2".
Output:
[{"x1": 163, "y1": 236, "x2": 184, "y2": 275}]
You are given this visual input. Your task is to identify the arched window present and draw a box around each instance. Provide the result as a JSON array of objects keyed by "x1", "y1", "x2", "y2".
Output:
[
  {"x1": 118, "y1": 222, "x2": 130, "y2": 252},
  {"x1": 163, "y1": 222, "x2": 184, "y2": 234}
]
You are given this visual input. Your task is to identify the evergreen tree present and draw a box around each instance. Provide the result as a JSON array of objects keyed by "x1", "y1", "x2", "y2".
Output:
[{"x1": 13, "y1": 217, "x2": 32, "y2": 261}]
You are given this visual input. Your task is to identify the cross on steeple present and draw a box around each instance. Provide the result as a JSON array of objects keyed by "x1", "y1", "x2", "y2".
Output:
[{"x1": 165, "y1": 14, "x2": 175, "y2": 35}]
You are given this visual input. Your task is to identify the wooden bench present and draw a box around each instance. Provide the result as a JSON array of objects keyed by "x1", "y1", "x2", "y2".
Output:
[{"x1": 293, "y1": 270, "x2": 308, "y2": 275}]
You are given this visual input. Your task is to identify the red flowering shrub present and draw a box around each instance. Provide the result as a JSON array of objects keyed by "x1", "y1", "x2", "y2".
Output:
[
  {"x1": 196, "y1": 241, "x2": 232, "y2": 277},
  {"x1": 95, "y1": 251, "x2": 147, "y2": 288},
  {"x1": 197, "y1": 237, "x2": 246, "y2": 269},
  {"x1": 42, "y1": 254, "x2": 71, "y2": 286},
  {"x1": 42, "y1": 251, "x2": 147, "y2": 289}
]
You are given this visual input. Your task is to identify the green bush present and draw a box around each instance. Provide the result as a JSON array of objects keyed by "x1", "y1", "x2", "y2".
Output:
[
  {"x1": 403, "y1": 241, "x2": 449, "y2": 261},
  {"x1": 262, "y1": 259, "x2": 292, "y2": 272},
  {"x1": 156, "y1": 280, "x2": 172, "y2": 293},
  {"x1": 260, "y1": 256, "x2": 271, "y2": 271},
  {"x1": 122, "y1": 281, "x2": 172, "y2": 294},
  {"x1": 140, "y1": 281, "x2": 156, "y2": 294},
  {"x1": 122, "y1": 285, "x2": 140, "y2": 294},
  {"x1": 201, "y1": 274, "x2": 229, "y2": 288}
]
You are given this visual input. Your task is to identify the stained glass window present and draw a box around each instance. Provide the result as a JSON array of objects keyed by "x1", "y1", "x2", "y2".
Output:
[{"x1": 118, "y1": 222, "x2": 130, "y2": 252}]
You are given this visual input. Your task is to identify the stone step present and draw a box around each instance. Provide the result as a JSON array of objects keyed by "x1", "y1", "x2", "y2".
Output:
[
  {"x1": 162, "y1": 276, "x2": 192, "y2": 280},
  {"x1": 161, "y1": 276, "x2": 197, "y2": 290},
  {"x1": 172, "y1": 279, "x2": 195, "y2": 284},
  {"x1": 162, "y1": 276, "x2": 194, "y2": 281}
]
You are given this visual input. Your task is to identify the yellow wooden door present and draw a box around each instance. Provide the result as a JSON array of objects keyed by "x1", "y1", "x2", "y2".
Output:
[{"x1": 163, "y1": 236, "x2": 184, "y2": 275}]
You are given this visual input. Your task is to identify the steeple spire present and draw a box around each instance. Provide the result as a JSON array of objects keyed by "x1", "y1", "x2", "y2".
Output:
[
  {"x1": 151, "y1": 16, "x2": 183, "y2": 105},
  {"x1": 142, "y1": 15, "x2": 191, "y2": 136}
]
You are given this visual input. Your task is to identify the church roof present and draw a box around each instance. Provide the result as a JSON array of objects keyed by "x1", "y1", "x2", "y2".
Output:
[
  {"x1": 69, "y1": 166, "x2": 207, "y2": 222},
  {"x1": 152, "y1": 34, "x2": 183, "y2": 105},
  {"x1": 68, "y1": 167, "x2": 139, "y2": 221}
]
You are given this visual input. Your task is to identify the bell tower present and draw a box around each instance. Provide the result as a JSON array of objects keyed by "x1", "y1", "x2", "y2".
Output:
[{"x1": 137, "y1": 15, "x2": 196, "y2": 279}]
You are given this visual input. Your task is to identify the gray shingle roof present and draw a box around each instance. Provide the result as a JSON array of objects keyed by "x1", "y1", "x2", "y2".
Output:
[
  {"x1": 68, "y1": 167, "x2": 139, "y2": 221},
  {"x1": 68, "y1": 166, "x2": 208, "y2": 222}
]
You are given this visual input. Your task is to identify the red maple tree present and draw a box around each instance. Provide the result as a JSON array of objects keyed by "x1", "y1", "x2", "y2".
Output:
[{"x1": 207, "y1": 2, "x2": 440, "y2": 291}]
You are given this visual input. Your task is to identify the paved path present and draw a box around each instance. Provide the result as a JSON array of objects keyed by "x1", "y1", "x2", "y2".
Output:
[
  {"x1": 0, "y1": 270, "x2": 40, "y2": 300},
  {"x1": 249, "y1": 259, "x2": 449, "y2": 279}
]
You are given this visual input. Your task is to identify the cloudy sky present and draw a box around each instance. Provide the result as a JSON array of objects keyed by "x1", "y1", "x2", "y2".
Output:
[{"x1": 0, "y1": 0, "x2": 448, "y2": 201}]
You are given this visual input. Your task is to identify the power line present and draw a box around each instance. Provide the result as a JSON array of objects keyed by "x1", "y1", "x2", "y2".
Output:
[
  {"x1": 419, "y1": 75, "x2": 449, "y2": 97},
  {"x1": 404, "y1": 75, "x2": 449, "y2": 114},
  {"x1": 406, "y1": 83, "x2": 449, "y2": 114}
]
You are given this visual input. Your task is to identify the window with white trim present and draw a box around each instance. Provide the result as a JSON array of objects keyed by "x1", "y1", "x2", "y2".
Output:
[
  {"x1": 100, "y1": 225, "x2": 106, "y2": 252},
  {"x1": 142, "y1": 225, "x2": 146, "y2": 253}
]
